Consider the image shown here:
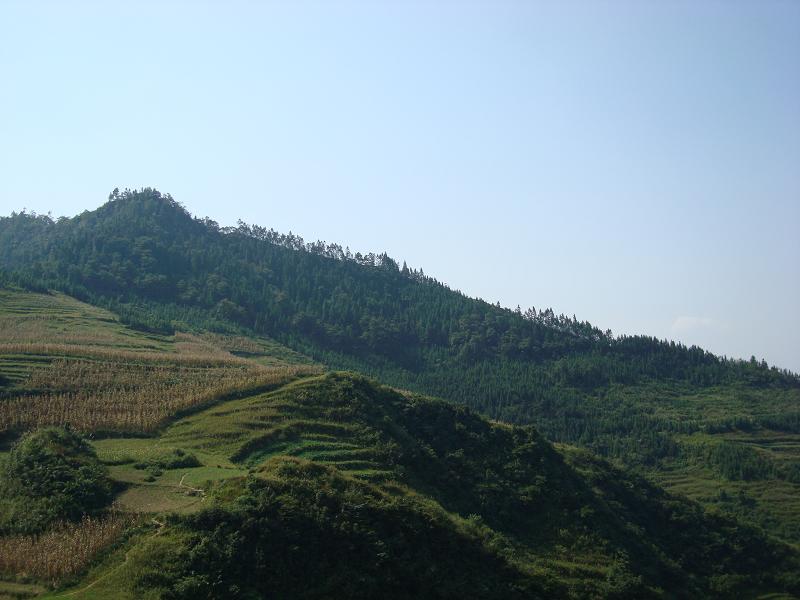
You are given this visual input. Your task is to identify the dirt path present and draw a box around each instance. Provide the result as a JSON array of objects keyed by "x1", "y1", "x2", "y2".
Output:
[{"x1": 177, "y1": 473, "x2": 206, "y2": 499}]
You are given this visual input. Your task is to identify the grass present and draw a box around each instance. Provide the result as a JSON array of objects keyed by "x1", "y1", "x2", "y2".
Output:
[
  {"x1": 602, "y1": 380, "x2": 800, "y2": 433},
  {"x1": 157, "y1": 375, "x2": 395, "y2": 481},
  {"x1": 3, "y1": 288, "x2": 799, "y2": 547},
  {"x1": 4, "y1": 371, "x2": 798, "y2": 598},
  {"x1": 638, "y1": 426, "x2": 800, "y2": 543},
  {"x1": 2, "y1": 286, "x2": 800, "y2": 598},
  {"x1": 652, "y1": 455, "x2": 800, "y2": 544},
  {"x1": 85, "y1": 375, "x2": 398, "y2": 515},
  {"x1": 0, "y1": 581, "x2": 47, "y2": 600},
  {"x1": 38, "y1": 530, "x2": 156, "y2": 600}
]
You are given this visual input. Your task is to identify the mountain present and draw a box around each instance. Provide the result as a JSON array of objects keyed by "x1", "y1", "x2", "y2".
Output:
[
  {"x1": 0, "y1": 286, "x2": 797, "y2": 597},
  {"x1": 1, "y1": 189, "x2": 799, "y2": 597},
  {"x1": 2, "y1": 188, "x2": 799, "y2": 544}
]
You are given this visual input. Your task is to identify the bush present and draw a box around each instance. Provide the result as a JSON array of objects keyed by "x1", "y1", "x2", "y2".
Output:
[
  {"x1": 134, "y1": 449, "x2": 201, "y2": 477},
  {"x1": 0, "y1": 427, "x2": 113, "y2": 534}
]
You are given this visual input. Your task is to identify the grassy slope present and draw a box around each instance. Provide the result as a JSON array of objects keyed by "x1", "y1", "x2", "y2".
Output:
[
  {"x1": 0, "y1": 287, "x2": 171, "y2": 387},
  {"x1": 651, "y1": 431, "x2": 800, "y2": 544},
  {"x1": 1, "y1": 288, "x2": 799, "y2": 598},
  {"x1": 0, "y1": 287, "x2": 314, "y2": 379},
  {"x1": 290, "y1": 321, "x2": 800, "y2": 547},
  {"x1": 512, "y1": 378, "x2": 798, "y2": 544},
  {"x1": 580, "y1": 381, "x2": 800, "y2": 543},
  {"x1": 43, "y1": 372, "x2": 800, "y2": 598}
]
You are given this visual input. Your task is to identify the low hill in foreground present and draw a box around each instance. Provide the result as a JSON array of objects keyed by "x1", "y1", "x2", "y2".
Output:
[{"x1": 0, "y1": 288, "x2": 798, "y2": 598}]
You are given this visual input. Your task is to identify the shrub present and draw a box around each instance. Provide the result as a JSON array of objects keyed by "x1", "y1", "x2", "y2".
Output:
[{"x1": 0, "y1": 427, "x2": 113, "y2": 534}]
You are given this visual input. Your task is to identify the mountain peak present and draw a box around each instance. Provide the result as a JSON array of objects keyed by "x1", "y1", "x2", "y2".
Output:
[{"x1": 100, "y1": 187, "x2": 192, "y2": 221}]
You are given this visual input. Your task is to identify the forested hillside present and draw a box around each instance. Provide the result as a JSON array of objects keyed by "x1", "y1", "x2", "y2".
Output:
[
  {"x1": 0, "y1": 309, "x2": 797, "y2": 600},
  {"x1": 2, "y1": 188, "x2": 799, "y2": 544},
  {"x1": 2, "y1": 189, "x2": 792, "y2": 384}
]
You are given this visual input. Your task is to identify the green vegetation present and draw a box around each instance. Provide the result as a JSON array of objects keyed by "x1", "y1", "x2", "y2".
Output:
[
  {"x1": 29, "y1": 373, "x2": 800, "y2": 598},
  {"x1": 1, "y1": 189, "x2": 799, "y2": 597},
  {"x1": 1, "y1": 192, "x2": 796, "y2": 524},
  {"x1": 125, "y1": 459, "x2": 544, "y2": 600},
  {"x1": 0, "y1": 428, "x2": 113, "y2": 535}
]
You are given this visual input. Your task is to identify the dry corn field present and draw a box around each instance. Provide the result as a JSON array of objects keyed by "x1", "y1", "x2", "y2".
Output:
[
  {"x1": 0, "y1": 513, "x2": 136, "y2": 585},
  {"x1": 0, "y1": 358, "x2": 317, "y2": 433},
  {"x1": 1, "y1": 290, "x2": 320, "y2": 433},
  {"x1": 200, "y1": 332, "x2": 275, "y2": 354},
  {"x1": 0, "y1": 289, "x2": 166, "y2": 351},
  {"x1": 0, "y1": 342, "x2": 259, "y2": 367}
]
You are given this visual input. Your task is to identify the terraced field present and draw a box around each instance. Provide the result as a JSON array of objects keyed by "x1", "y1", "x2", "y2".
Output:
[
  {"x1": 651, "y1": 429, "x2": 800, "y2": 543},
  {"x1": 91, "y1": 374, "x2": 400, "y2": 516},
  {"x1": 0, "y1": 288, "x2": 169, "y2": 387},
  {"x1": 0, "y1": 581, "x2": 46, "y2": 600},
  {"x1": 0, "y1": 288, "x2": 325, "y2": 594},
  {"x1": 0, "y1": 288, "x2": 319, "y2": 433}
]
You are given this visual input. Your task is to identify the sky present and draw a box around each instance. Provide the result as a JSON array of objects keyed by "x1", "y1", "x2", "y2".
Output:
[{"x1": 1, "y1": 1, "x2": 798, "y2": 371}]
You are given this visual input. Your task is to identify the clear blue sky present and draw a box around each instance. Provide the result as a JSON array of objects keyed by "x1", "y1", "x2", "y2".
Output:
[{"x1": 1, "y1": 1, "x2": 798, "y2": 371}]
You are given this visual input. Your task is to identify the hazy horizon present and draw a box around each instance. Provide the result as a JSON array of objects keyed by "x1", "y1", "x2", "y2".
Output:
[{"x1": 1, "y1": 1, "x2": 798, "y2": 371}]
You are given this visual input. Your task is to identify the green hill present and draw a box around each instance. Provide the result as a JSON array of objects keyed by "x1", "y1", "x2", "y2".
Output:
[
  {"x1": 1, "y1": 189, "x2": 798, "y2": 545},
  {"x1": 68, "y1": 371, "x2": 800, "y2": 599},
  {"x1": 1, "y1": 190, "x2": 800, "y2": 597},
  {"x1": 0, "y1": 302, "x2": 800, "y2": 598}
]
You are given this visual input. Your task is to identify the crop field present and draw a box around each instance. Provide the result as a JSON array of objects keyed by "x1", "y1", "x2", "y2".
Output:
[
  {"x1": 0, "y1": 514, "x2": 136, "y2": 587},
  {"x1": 0, "y1": 288, "x2": 322, "y2": 596},
  {"x1": 0, "y1": 581, "x2": 46, "y2": 600},
  {"x1": 0, "y1": 289, "x2": 319, "y2": 433},
  {"x1": 83, "y1": 374, "x2": 398, "y2": 518},
  {"x1": 591, "y1": 380, "x2": 800, "y2": 545},
  {"x1": 39, "y1": 370, "x2": 800, "y2": 600}
]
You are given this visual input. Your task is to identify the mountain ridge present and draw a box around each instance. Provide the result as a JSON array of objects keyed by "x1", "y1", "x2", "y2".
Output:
[{"x1": 2, "y1": 188, "x2": 794, "y2": 376}]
